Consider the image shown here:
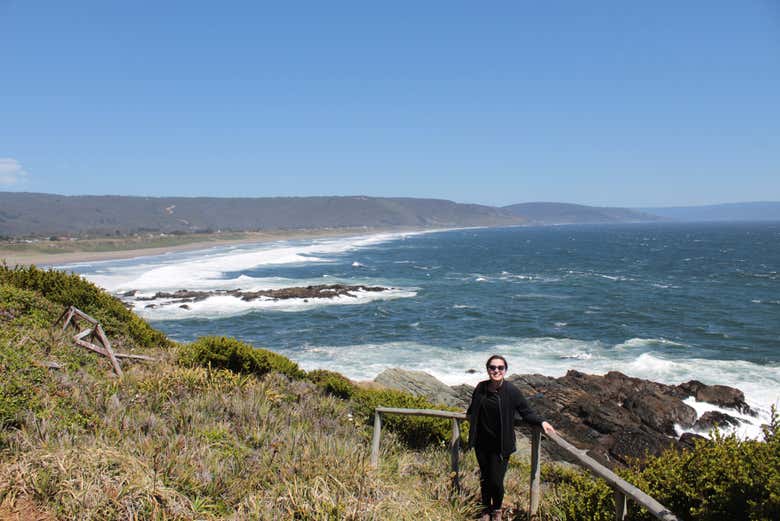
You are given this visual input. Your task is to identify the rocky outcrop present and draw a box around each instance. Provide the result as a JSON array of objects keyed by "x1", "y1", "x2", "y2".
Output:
[
  {"x1": 507, "y1": 370, "x2": 753, "y2": 467},
  {"x1": 128, "y1": 284, "x2": 389, "y2": 307},
  {"x1": 677, "y1": 380, "x2": 753, "y2": 415},
  {"x1": 693, "y1": 411, "x2": 742, "y2": 430},
  {"x1": 374, "y1": 368, "x2": 464, "y2": 408}
]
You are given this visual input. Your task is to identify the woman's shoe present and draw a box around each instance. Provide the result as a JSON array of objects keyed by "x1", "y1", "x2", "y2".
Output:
[
  {"x1": 490, "y1": 508, "x2": 503, "y2": 521},
  {"x1": 479, "y1": 509, "x2": 491, "y2": 521}
]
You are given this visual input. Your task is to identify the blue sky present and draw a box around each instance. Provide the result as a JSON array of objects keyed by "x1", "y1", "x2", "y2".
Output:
[{"x1": 1, "y1": 1, "x2": 778, "y2": 207}]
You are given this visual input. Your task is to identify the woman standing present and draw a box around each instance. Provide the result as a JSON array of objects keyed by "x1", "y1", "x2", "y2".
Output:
[{"x1": 466, "y1": 355, "x2": 556, "y2": 521}]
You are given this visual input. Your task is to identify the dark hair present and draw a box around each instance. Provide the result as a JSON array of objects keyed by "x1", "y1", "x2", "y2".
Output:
[{"x1": 485, "y1": 354, "x2": 508, "y2": 370}]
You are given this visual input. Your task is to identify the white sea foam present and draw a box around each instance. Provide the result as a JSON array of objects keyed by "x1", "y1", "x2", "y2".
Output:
[
  {"x1": 676, "y1": 397, "x2": 768, "y2": 440},
  {"x1": 616, "y1": 338, "x2": 688, "y2": 349},
  {"x1": 65, "y1": 231, "x2": 420, "y2": 294},
  {"x1": 135, "y1": 287, "x2": 418, "y2": 320}
]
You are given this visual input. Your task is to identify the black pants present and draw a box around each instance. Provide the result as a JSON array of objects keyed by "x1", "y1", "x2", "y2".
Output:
[{"x1": 475, "y1": 447, "x2": 509, "y2": 511}]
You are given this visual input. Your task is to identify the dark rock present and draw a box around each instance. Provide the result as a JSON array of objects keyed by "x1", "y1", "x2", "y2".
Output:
[
  {"x1": 623, "y1": 391, "x2": 697, "y2": 435},
  {"x1": 679, "y1": 432, "x2": 707, "y2": 449},
  {"x1": 179, "y1": 304, "x2": 190, "y2": 310},
  {"x1": 677, "y1": 380, "x2": 753, "y2": 415},
  {"x1": 145, "y1": 304, "x2": 156, "y2": 308},
  {"x1": 693, "y1": 411, "x2": 742, "y2": 430},
  {"x1": 608, "y1": 429, "x2": 675, "y2": 465},
  {"x1": 126, "y1": 284, "x2": 391, "y2": 307},
  {"x1": 466, "y1": 369, "x2": 477, "y2": 374},
  {"x1": 503, "y1": 370, "x2": 748, "y2": 468}
]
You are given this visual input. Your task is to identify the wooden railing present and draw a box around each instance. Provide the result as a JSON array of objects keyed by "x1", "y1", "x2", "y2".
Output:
[{"x1": 370, "y1": 406, "x2": 679, "y2": 521}]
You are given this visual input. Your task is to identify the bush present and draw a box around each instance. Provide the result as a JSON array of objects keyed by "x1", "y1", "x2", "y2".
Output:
[
  {"x1": 178, "y1": 336, "x2": 305, "y2": 380},
  {"x1": 307, "y1": 369, "x2": 356, "y2": 399},
  {"x1": 549, "y1": 408, "x2": 780, "y2": 521},
  {"x1": 0, "y1": 264, "x2": 169, "y2": 349},
  {"x1": 0, "y1": 283, "x2": 59, "y2": 328},
  {"x1": 621, "y1": 409, "x2": 780, "y2": 521},
  {"x1": 351, "y1": 387, "x2": 457, "y2": 449}
]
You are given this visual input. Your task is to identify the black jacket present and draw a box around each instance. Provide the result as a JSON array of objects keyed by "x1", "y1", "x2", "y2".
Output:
[{"x1": 466, "y1": 379, "x2": 544, "y2": 457}]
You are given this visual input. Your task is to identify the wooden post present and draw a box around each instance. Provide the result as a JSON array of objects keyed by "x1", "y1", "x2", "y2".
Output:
[
  {"x1": 450, "y1": 419, "x2": 461, "y2": 494},
  {"x1": 370, "y1": 411, "x2": 382, "y2": 468},
  {"x1": 615, "y1": 489, "x2": 627, "y2": 520},
  {"x1": 528, "y1": 427, "x2": 542, "y2": 520},
  {"x1": 95, "y1": 324, "x2": 123, "y2": 377},
  {"x1": 59, "y1": 306, "x2": 75, "y2": 331}
]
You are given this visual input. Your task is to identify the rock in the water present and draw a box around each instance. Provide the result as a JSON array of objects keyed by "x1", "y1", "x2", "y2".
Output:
[
  {"x1": 374, "y1": 368, "x2": 465, "y2": 408},
  {"x1": 677, "y1": 380, "x2": 753, "y2": 415},
  {"x1": 126, "y1": 284, "x2": 390, "y2": 308},
  {"x1": 693, "y1": 411, "x2": 742, "y2": 430}
]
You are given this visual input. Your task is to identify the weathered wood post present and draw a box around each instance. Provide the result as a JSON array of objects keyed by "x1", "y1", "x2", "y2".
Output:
[
  {"x1": 615, "y1": 490, "x2": 627, "y2": 520},
  {"x1": 370, "y1": 410, "x2": 382, "y2": 468},
  {"x1": 529, "y1": 426, "x2": 542, "y2": 520},
  {"x1": 450, "y1": 419, "x2": 461, "y2": 493}
]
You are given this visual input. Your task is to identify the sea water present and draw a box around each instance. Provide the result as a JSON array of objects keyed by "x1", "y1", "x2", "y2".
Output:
[{"x1": 61, "y1": 222, "x2": 780, "y2": 438}]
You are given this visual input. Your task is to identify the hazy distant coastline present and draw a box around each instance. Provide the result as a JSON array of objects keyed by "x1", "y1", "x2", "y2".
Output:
[{"x1": 2, "y1": 193, "x2": 778, "y2": 267}]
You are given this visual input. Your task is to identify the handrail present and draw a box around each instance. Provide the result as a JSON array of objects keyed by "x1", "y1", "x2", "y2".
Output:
[{"x1": 370, "y1": 406, "x2": 679, "y2": 521}]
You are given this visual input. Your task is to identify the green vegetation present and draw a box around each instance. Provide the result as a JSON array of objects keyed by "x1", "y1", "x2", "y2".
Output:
[
  {"x1": 179, "y1": 335, "x2": 305, "y2": 380},
  {"x1": 0, "y1": 264, "x2": 778, "y2": 520},
  {"x1": 0, "y1": 263, "x2": 170, "y2": 349}
]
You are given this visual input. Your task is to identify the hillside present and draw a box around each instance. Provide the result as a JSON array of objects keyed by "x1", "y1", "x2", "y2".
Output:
[
  {"x1": 638, "y1": 202, "x2": 780, "y2": 222},
  {"x1": 0, "y1": 193, "x2": 523, "y2": 238},
  {"x1": 502, "y1": 202, "x2": 659, "y2": 225}
]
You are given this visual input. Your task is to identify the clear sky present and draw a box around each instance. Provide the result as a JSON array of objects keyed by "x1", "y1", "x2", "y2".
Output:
[{"x1": 1, "y1": 1, "x2": 778, "y2": 207}]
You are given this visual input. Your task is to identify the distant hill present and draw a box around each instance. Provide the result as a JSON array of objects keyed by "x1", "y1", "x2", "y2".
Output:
[
  {"x1": 639, "y1": 202, "x2": 780, "y2": 222},
  {"x1": 502, "y1": 202, "x2": 659, "y2": 225},
  {"x1": 0, "y1": 193, "x2": 524, "y2": 238}
]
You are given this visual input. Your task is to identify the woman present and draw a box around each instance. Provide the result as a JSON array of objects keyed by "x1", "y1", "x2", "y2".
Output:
[{"x1": 466, "y1": 355, "x2": 555, "y2": 521}]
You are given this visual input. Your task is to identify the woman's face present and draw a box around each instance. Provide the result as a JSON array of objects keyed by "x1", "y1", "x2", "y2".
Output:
[{"x1": 486, "y1": 358, "x2": 507, "y2": 383}]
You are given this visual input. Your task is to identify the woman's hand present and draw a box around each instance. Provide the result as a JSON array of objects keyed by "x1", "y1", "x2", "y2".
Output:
[{"x1": 541, "y1": 421, "x2": 556, "y2": 435}]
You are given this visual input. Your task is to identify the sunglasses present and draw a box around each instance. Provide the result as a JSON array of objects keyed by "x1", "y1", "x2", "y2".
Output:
[{"x1": 488, "y1": 365, "x2": 506, "y2": 372}]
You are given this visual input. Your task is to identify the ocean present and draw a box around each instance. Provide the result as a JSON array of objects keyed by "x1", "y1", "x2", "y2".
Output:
[{"x1": 61, "y1": 222, "x2": 780, "y2": 438}]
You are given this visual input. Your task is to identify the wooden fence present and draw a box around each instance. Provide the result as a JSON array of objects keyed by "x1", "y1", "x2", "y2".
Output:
[
  {"x1": 55, "y1": 305, "x2": 156, "y2": 376},
  {"x1": 370, "y1": 406, "x2": 679, "y2": 521}
]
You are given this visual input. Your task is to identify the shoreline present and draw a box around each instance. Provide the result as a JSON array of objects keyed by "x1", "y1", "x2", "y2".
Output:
[{"x1": 0, "y1": 226, "x2": 431, "y2": 267}]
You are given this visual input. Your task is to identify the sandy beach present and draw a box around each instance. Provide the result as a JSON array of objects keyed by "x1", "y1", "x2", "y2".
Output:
[{"x1": 0, "y1": 227, "x2": 411, "y2": 267}]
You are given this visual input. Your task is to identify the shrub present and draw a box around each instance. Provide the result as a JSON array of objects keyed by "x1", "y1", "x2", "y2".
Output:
[
  {"x1": 549, "y1": 408, "x2": 780, "y2": 521},
  {"x1": 307, "y1": 369, "x2": 356, "y2": 399},
  {"x1": 0, "y1": 264, "x2": 169, "y2": 349},
  {"x1": 178, "y1": 336, "x2": 305, "y2": 380},
  {"x1": 620, "y1": 409, "x2": 780, "y2": 521},
  {"x1": 351, "y1": 387, "x2": 456, "y2": 449},
  {"x1": 0, "y1": 283, "x2": 59, "y2": 328}
]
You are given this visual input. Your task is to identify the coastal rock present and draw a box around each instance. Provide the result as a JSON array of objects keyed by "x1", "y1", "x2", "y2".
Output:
[
  {"x1": 622, "y1": 391, "x2": 697, "y2": 435},
  {"x1": 373, "y1": 368, "x2": 466, "y2": 408},
  {"x1": 679, "y1": 432, "x2": 707, "y2": 449},
  {"x1": 128, "y1": 284, "x2": 390, "y2": 307},
  {"x1": 504, "y1": 370, "x2": 748, "y2": 467},
  {"x1": 693, "y1": 411, "x2": 742, "y2": 430},
  {"x1": 676, "y1": 380, "x2": 753, "y2": 415}
]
